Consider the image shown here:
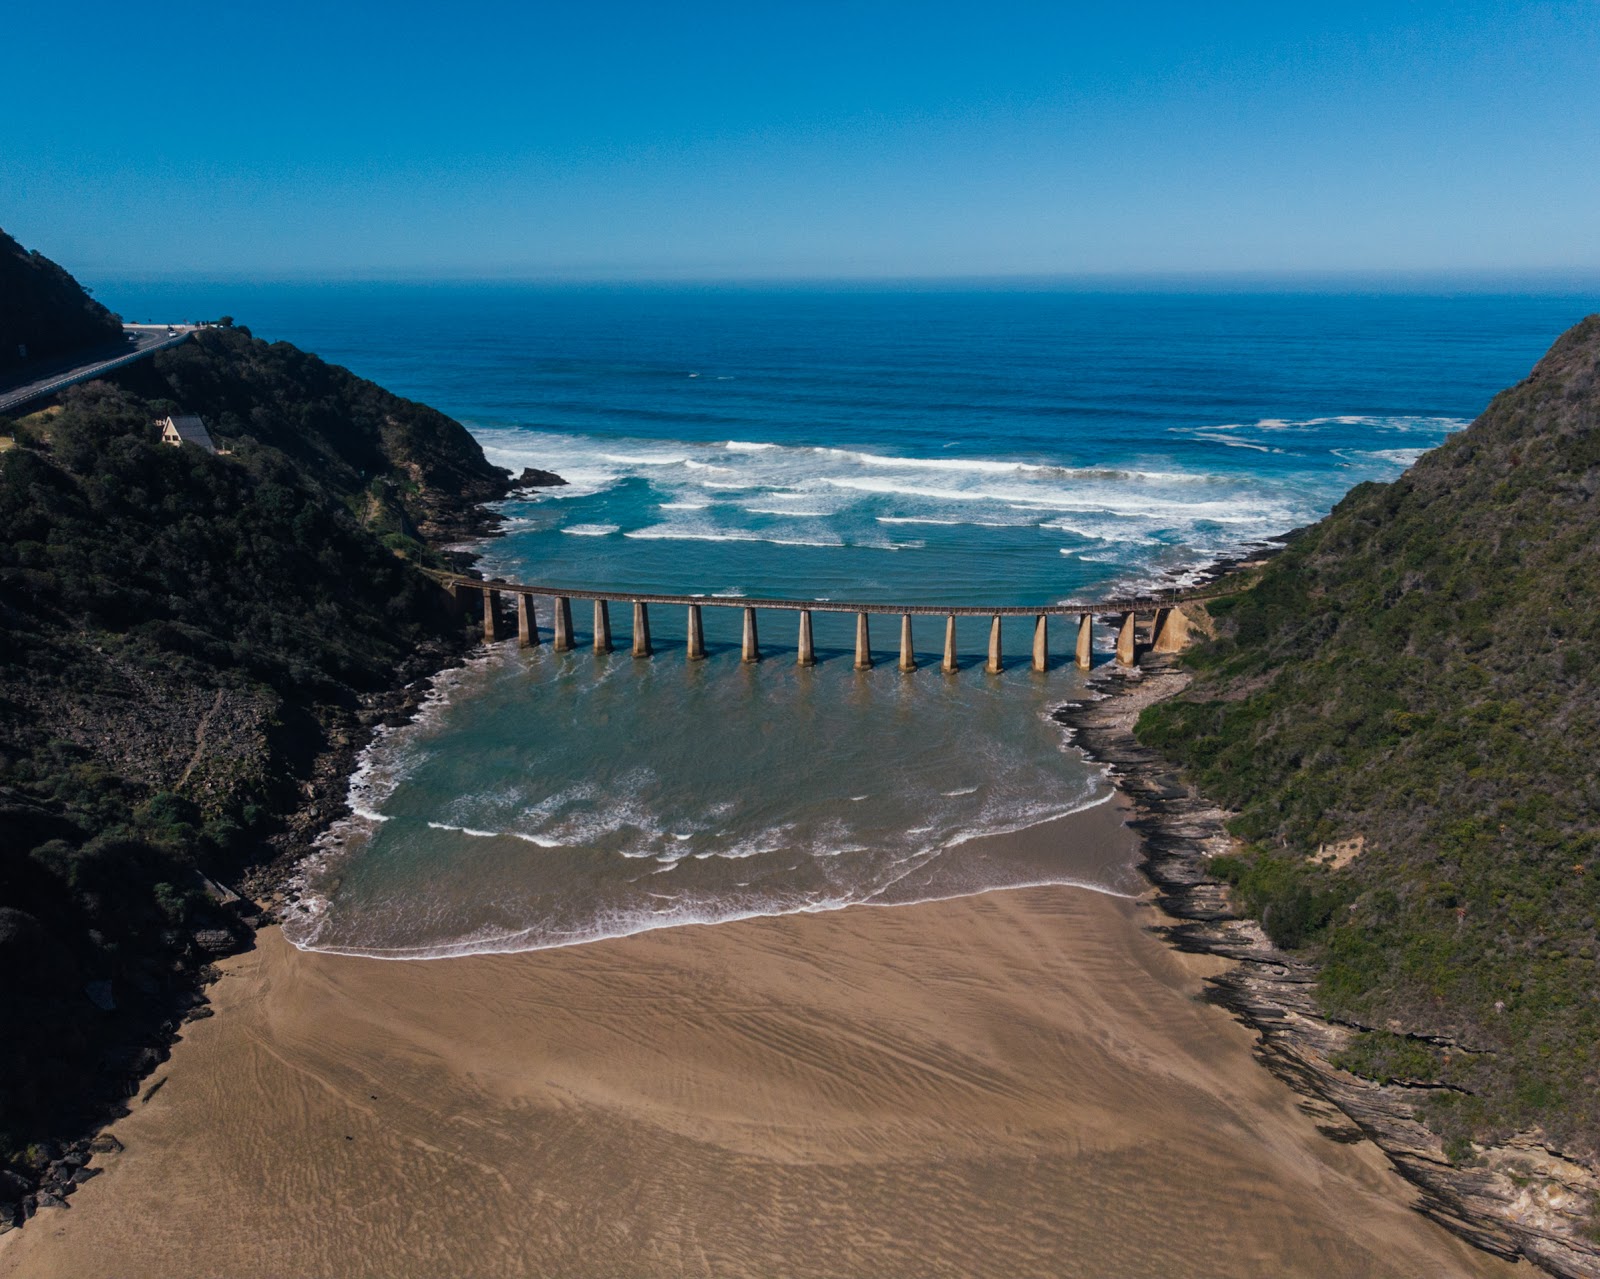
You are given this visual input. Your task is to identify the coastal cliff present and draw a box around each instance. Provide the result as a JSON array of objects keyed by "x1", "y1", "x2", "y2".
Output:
[
  {"x1": 1062, "y1": 315, "x2": 1600, "y2": 1276},
  {"x1": 0, "y1": 235, "x2": 523, "y2": 1228}
]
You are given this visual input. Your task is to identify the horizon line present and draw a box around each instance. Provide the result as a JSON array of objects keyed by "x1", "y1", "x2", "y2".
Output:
[{"x1": 87, "y1": 265, "x2": 1600, "y2": 296}]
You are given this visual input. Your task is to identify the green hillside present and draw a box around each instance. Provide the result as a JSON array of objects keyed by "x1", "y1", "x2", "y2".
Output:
[
  {"x1": 0, "y1": 273, "x2": 512, "y2": 1189},
  {"x1": 1138, "y1": 315, "x2": 1600, "y2": 1160}
]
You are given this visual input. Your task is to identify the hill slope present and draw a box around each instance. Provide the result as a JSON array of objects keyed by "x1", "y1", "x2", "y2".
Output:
[
  {"x1": 1138, "y1": 316, "x2": 1600, "y2": 1161},
  {"x1": 0, "y1": 230, "x2": 124, "y2": 370},
  {"x1": 0, "y1": 240, "x2": 518, "y2": 1219}
]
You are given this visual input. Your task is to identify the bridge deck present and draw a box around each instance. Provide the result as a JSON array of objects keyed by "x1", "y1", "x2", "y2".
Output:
[{"x1": 437, "y1": 574, "x2": 1211, "y2": 616}]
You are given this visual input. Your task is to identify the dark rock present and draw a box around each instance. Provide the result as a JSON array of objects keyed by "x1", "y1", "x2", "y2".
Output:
[
  {"x1": 35, "y1": 1191, "x2": 66, "y2": 1210},
  {"x1": 21, "y1": 1195, "x2": 35, "y2": 1219},
  {"x1": 0, "y1": 1169, "x2": 28, "y2": 1198},
  {"x1": 61, "y1": 1150, "x2": 86, "y2": 1168},
  {"x1": 88, "y1": 1134, "x2": 123, "y2": 1155},
  {"x1": 191, "y1": 928, "x2": 235, "y2": 954},
  {"x1": 513, "y1": 466, "x2": 567, "y2": 489},
  {"x1": 71, "y1": 1166, "x2": 100, "y2": 1185}
]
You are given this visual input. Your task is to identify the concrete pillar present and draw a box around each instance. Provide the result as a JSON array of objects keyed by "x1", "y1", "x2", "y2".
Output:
[
  {"x1": 482, "y1": 589, "x2": 500, "y2": 643},
  {"x1": 986, "y1": 615, "x2": 1003, "y2": 674},
  {"x1": 686, "y1": 604, "x2": 706, "y2": 661},
  {"x1": 855, "y1": 612, "x2": 873, "y2": 670},
  {"x1": 942, "y1": 615, "x2": 958, "y2": 674},
  {"x1": 594, "y1": 599, "x2": 613, "y2": 654},
  {"x1": 797, "y1": 610, "x2": 815, "y2": 667},
  {"x1": 1151, "y1": 605, "x2": 1194, "y2": 654},
  {"x1": 1032, "y1": 614, "x2": 1048, "y2": 673},
  {"x1": 1076, "y1": 612, "x2": 1093, "y2": 670},
  {"x1": 632, "y1": 601, "x2": 652, "y2": 658},
  {"x1": 742, "y1": 607, "x2": 760, "y2": 663},
  {"x1": 517, "y1": 595, "x2": 540, "y2": 648},
  {"x1": 553, "y1": 597, "x2": 574, "y2": 651},
  {"x1": 1115, "y1": 612, "x2": 1136, "y2": 667},
  {"x1": 899, "y1": 614, "x2": 917, "y2": 672}
]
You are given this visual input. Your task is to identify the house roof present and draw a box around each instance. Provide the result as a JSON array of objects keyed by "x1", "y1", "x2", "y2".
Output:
[{"x1": 164, "y1": 414, "x2": 216, "y2": 453}]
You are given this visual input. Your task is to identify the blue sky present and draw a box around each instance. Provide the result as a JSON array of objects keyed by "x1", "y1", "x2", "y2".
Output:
[{"x1": 6, "y1": 1, "x2": 1599, "y2": 280}]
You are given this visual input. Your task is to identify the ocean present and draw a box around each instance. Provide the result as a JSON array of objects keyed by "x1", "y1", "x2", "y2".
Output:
[{"x1": 99, "y1": 282, "x2": 1599, "y2": 957}]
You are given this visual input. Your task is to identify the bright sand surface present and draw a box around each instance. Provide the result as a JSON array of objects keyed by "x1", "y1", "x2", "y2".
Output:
[{"x1": 1, "y1": 807, "x2": 1527, "y2": 1279}]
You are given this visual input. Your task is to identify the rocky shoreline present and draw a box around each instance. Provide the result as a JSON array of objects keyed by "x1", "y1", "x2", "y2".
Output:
[{"x1": 1054, "y1": 657, "x2": 1600, "y2": 1279}]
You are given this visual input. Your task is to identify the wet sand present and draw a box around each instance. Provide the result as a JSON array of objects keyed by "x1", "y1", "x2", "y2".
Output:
[{"x1": 1, "y1": 810, "x2": 1526, "y2": 1278}]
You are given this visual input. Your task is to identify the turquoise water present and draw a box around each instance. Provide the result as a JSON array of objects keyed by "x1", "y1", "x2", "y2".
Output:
[{"x1": 103, "y1": 283, "x2": 1600, "y2": 956}]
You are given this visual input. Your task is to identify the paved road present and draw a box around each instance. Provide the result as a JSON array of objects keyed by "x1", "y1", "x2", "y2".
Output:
[{"x1": 0, "y1": 325, "x2": 198, "y2": 416}]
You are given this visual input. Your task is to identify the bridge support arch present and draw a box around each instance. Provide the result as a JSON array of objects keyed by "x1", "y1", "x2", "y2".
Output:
[
  {"x1": 1115, "y1": 612, "x2": 1136, "y2": 667},
  {"x1": 481, "y1": 589, "x2": 501, "y2": 644},
  {"x1": 742, "y1": 607, "x2": 760, "y2": 663},
  {"x1": 632, "y1": 602, "x2": 652, "y2": 657},
  {"x1": 517, "y1": 594, "x2": 540, "y2": 648},
  {"x1": 686, "y1": 604, "x2": 706, "y2": 661},
  {"x1": 855, "y1": 613, "x2": 873, "y2": 670}
]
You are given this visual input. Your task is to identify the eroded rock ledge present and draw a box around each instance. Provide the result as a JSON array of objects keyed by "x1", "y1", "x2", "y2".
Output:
[{"x1": 1055, "y1": 659, "x2": 1600, "y2": 1279}]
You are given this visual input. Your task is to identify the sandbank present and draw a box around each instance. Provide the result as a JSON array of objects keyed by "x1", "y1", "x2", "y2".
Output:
[{"x1": 0, "y1": 810, "x2": 1526, "y2": 1278}]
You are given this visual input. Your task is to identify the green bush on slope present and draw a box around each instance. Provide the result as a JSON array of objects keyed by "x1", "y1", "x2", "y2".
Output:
[
  {"x1": 1138, "y1": 315, "x2": 1600, "y2": 1158},
  {"x1": 0, "y1": 334, "x2": 503, "y2": 1165}
]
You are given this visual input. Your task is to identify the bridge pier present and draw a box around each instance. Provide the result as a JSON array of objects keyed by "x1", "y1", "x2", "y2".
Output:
[
  {"x1": 942, "y1": 615, "x2": 958, "y2": 674},
  {"x1": 686, "y1": 604, "x2": 706, "y2": 661},
  {"x1": 517, "y1": 594, "x2": 540, "y2": 648},
  {"x1": 899, "y1": 614, "x2": 917, "y2": 672},
  {"x1": 482, "y1": 589, "x2": 501, "y2": 643},
  {"x1": 553, "y1": 597, "x2": 574, "y2": 651},
  {"x1": 742, "y1": 607, "x2": 760, "y2": 663},
  {"x1": 594, "y1": 600, "x2": 613, "y2": 654},
  {"x1": 632, "y1": 602, "x2": 652, "y2": 657},
  {"x1": 797, "y1": 610, "x2": 815, "y2": 667},
  {"x1": 1151, "y1": 605, "x2": 1194, "y2": 654},
  {"x1": 1115, "y1": 612, "x2": 1136, "y2": 667},
  {"x1": 855, "y1": 613, "x2": 873, "y2": 670},
  {"x1": 1076, "y1": 612, "x2": 1092, "y2": 670},
  {"x1": 1032, "y1": 614, "x2": 1048, "y2": 673},
  {"x1": 986, "y1": 615, "x2": 1003, "y2": 674}
]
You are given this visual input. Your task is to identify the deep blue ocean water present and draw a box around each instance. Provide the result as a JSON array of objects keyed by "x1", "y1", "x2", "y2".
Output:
[{"x1": 100, "y1": 283, "x2": 1600, "y2": 956}]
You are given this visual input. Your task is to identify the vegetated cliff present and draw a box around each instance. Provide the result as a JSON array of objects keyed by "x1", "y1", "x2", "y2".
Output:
[
  {"x1": 0, "y1": 229, "x2": 124, "y2": 370},
  {"x1": 0, "y1": 271, "x2": 520, "y2": 1225},
  {"x1": 1136, "y1": 318, "x2": 1600, "y2": 1201}
]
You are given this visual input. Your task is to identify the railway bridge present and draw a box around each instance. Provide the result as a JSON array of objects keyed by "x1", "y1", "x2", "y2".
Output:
[{"x1": 431, "y1": 573, "x2": 1213, "y2": 674}]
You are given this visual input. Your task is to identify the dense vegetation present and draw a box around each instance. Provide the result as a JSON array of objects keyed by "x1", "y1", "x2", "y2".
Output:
[
  {"x1": 1138, "y1": 316, "x2": 1600, "y2": 1161},
  {"x1": 0, "y1": 313, "x2": 510, "y2": 1182},
  {"x1": 0, "y1": 229, "x2": 123, "y2": 370}
]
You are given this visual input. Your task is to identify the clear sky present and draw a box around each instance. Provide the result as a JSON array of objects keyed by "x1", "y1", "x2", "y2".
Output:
[{"x1": 6, "y1": 1, "x2": 1599, "y2": 281}]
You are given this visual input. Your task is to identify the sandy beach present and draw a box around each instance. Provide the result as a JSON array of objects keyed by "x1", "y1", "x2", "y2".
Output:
[{"x1": 0, "y1": 808, "x2": 1525, "y2": 1278}]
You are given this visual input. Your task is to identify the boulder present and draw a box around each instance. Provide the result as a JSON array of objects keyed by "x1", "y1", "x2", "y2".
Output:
[
  {"x1": 35, "y1": 1191, "x2": 66, "y2": 1210},
  {"x1": 88, "y1": 1134, "x2": 123, "y2": 1155},
  {"x1": 192, "y1": 928, "x2": 235, "y2": 954},
  {"x1": 71, "y1": 1166, "x2": 100, "y2": 1185},
  {"x1": 514, "y1": 467, "x2": 567, "y2": 489}
]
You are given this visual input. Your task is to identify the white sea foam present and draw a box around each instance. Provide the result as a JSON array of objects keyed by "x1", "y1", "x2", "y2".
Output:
[{"x1": 562, "y1": 523, "x2": 619, "y2": 536}]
